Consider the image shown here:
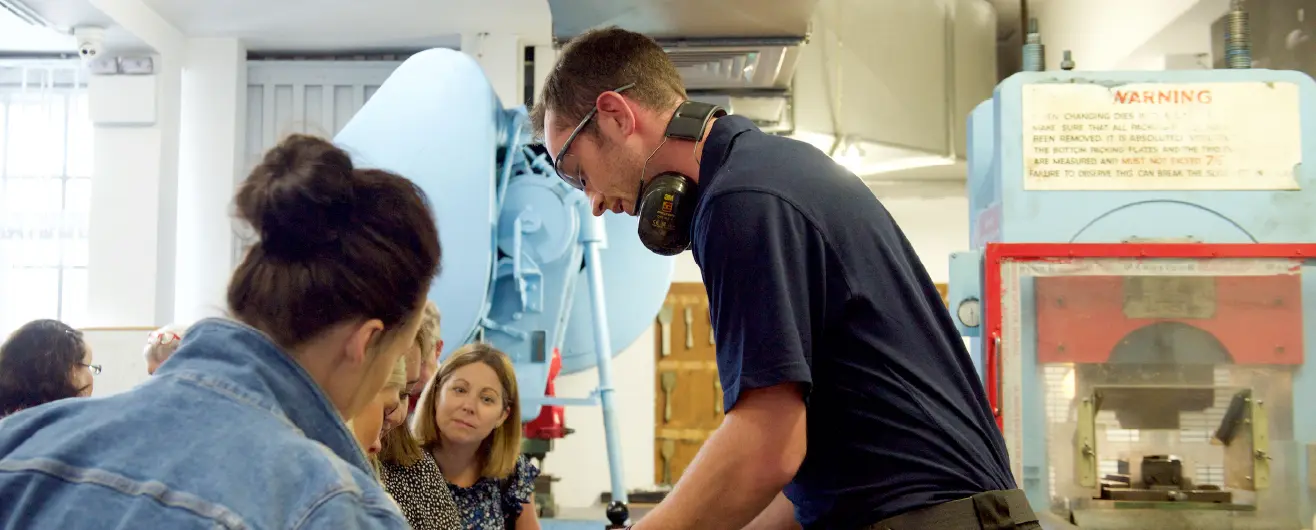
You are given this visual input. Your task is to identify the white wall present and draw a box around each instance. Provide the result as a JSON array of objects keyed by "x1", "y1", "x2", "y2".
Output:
[
  {"x1": 544, "y1": 194, "x2": 968, "y2": 508},
  {"x1": 1031, "y1": 0, "x2": 1203, "y2": 71},
  {"x1": 174, "y1": 38, "x2": 246, "y2": 323},
  {"x1": 86, "y1": 56, "x2": 181, "y2": 328}
]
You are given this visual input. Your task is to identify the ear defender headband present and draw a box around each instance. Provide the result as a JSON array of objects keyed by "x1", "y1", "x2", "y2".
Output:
[{"x1": 636, "y1": 101, "x2": 727, "y2": 256}]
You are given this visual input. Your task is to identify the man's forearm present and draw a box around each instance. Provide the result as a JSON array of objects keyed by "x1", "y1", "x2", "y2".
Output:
[
  {"x1": 742, "y1": 492, "x2": 800, "y2": 530},
  {"x1": 636, "y1": 423, "x2": 788, "y2": 530}
]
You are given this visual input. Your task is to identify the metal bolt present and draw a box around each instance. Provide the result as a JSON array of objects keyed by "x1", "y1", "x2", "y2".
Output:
[
  {"x1": 1060, "y1": 50, "x2": 1076, "y2": 70},
  {"x1": 1023, "y1": 17, "x2": 1046, "y2": 72},
  {"x1": 1225, "y1": 0, "x2": 1252, "y2": 69}
]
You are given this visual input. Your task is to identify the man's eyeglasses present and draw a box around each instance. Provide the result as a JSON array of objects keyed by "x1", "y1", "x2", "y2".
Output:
[
  {"x1": 82, "y1": 363, "x2": 102, "y2": 376},
  {"x1": 552, "y1": 83, "x2": 636, "y2": 191}
]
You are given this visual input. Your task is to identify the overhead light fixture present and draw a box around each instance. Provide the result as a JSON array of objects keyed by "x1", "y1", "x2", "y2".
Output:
[
  {"x1": 786, "y1": 131, "x2": 958, "y2": 177},
  {"x1": 843, "y1": 155, "x2": 956, "y2": 176},
  {"x1": 832, "y1": 142, "x2": 866, "y2": 173},
  {"x1": 828, "y1": 137, "x2": 955, "y2": 177}
]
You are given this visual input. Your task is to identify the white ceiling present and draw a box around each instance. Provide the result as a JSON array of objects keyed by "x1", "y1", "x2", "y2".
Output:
[
  {"x1": 2, "y1": 0, "x2": 140, "y2": 52},
  {"x1": 7, "y1": 0, "x2": 552, "y2": 53},
  {"x1": 0, "y1": 8, "x2": 75, "y2": 52},
  {"x1": 138, "y1": 0, "x2": 551, "y2": 51}
]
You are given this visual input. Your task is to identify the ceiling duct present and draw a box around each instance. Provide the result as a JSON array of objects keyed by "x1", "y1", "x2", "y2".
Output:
[
  {"x1": 547, "y1": 0, "x2": 999, "y2": 186},
  {"x1": 546, "y1": 0, "x2": 820, "y2": 132},
  {"x1": 789, "y1": 0, "x2": 998, "y2": 183},
  {"x1": 0, "y1": 0, "x2": 54, "y2": 29},
  {"x1": 687, "y1": 92, "x2": 793, "y2": 134}
]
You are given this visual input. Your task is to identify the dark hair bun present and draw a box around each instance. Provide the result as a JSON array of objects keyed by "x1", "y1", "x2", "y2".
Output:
[{"x1": 236, "y1": 134, "x2": 357, "y2": 255}]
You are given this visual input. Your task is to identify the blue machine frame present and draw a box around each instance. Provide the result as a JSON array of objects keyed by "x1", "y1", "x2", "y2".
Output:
[
  {"x1": 333, "y1": 48, "x2": 675, "y2": 508},
  {"x1": 949, "y1": 66, "x2": 1316, "y2": 528}
]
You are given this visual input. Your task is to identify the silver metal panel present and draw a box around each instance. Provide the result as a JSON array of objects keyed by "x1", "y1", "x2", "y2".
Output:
[
  {"x1": 547, "y1": 0, "x2": 818, "y2": 42},
  {"x1": 235, "y1": 60, "x2": 400, "y2": 265},
  {"x1": 546, "y1": 0, "x2": 818, "y2": 91}
]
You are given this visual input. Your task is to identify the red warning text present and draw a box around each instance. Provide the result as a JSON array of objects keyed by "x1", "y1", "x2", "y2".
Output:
[{"x1": 1113, "y1": 89, "x2": 1213, "y2": 104}]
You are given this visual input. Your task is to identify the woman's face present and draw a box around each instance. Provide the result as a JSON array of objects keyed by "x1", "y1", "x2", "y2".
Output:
[
  {"x1": 351, "y1": 384, "x2": 404, "y2": 455},
  {"x1": 381, "y1": 377, "x2": 410, "y2": 435},
  {"x1": 71, "y1": 345, "x2": 95, "y2": 397},
  {"x1": 435, "y1": 362, "x2": 508, "y2": 446}
]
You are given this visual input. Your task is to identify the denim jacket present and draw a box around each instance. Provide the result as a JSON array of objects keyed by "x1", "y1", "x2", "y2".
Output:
[{"x1": 0, "y1": 318, "x2": 410, "y2": 530}]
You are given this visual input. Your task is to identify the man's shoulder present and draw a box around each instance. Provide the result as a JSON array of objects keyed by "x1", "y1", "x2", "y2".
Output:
[{"x1": 705, "y1": 134, "x2": 877, "y2": 220}]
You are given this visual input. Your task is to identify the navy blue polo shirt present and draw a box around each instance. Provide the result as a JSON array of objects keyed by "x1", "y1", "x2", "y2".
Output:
[{"x1": 691, "y1": 116, "x2": 1015, "y2": 528}]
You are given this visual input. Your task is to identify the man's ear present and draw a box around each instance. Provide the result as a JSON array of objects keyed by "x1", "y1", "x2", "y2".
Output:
[
  {"x1": 595, "y1": 91, "x2": 636, "y2": 137},
  {"x1": 345, "y1": 319, "x2": 386, "y2": 365}
]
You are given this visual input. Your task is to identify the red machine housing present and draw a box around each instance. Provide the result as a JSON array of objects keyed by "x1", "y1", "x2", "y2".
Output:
[
  {"x1": 1034, "y1": 275, "x2": 1303, "y2": 365},
  {"x1": 981, "y1": 243, "x2": 1316, "y2": 430},
  {"x1": 523, "y1": 346, "x2": 568, "y2": 440}
]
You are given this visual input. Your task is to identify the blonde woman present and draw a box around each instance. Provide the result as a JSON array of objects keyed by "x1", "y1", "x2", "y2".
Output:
[
  {"x1": 144, "y1": 324, "x2": 188, "y2": 375},
  {"x1": 386, "y1": 343, "x2": 540, "y2": 530},
  {"x1": 377, "y1": 302, "x2": 461, "y2": 527},
  {"x1": 381, "y1": 301, "x2": 440, "y2": 467},
  {"x1": 348, "y1": 351, "x2": 411, "y2": 457}
]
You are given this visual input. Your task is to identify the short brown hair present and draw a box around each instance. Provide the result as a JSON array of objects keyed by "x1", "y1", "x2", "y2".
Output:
[
  {"x1": 0, "y1": 320, "x2": 87, "y2": 417},
  {"x1": 412, "y1": 343, "x2": 522, "y2": 479},
  {"x1": 228, "y1": 134, "x2": 442, "y2": 350},
  {"x1": 415, "y1": 301, "x2": 441, "y2": 358},
  {"x1": 531, "y1": 26, "x2": 686, "y2": 140}
]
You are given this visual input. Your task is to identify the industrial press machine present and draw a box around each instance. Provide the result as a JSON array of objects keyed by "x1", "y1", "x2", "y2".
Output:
[
  {"x1": 331, "y1": 49, "x2": 672, "y2": 524},
  {"x1": 949, "y1": 7, "x2": 1316, "y2": 530}
]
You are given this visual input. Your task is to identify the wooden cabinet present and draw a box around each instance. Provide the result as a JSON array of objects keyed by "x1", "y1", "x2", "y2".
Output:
[
  {"x1": 650, "y1": 282, "x2": 950, "y2": 485},
  {"x1": 652, "y1": 282, "x2": 721, "y2": 486}
]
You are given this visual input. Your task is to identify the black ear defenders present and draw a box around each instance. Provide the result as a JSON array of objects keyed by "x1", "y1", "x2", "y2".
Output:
[{"x1": 636, "y1": 101, "x2": 726, "y2": 256}]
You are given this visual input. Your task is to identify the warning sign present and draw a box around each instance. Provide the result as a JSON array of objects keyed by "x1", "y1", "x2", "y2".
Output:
[{"x1": 1021, "y1": 82, "x2": 1302, "y2": 191}]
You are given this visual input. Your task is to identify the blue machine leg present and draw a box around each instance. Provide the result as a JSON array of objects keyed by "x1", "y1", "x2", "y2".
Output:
[{"x1": 579, "y1": 204, "x2": 629, "y2": 508}]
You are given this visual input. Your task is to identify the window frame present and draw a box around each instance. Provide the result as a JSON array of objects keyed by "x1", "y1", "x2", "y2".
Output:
[{"x1": 0, "y1": 61, "x2": 91, "y2": 330}]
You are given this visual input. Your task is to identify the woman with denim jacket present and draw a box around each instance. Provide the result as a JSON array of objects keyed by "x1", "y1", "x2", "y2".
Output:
[{"x1": 0, "y1": 133, "x2": 442, "y2": 530}]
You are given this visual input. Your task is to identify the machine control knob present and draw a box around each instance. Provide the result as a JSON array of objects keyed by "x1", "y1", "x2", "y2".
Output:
[
  {"x1": 605, "y1": 501, "x2": 629, "y2": 528},
  {"x1": 957, "y1": 298, "x2": 982, "y2": 328}
]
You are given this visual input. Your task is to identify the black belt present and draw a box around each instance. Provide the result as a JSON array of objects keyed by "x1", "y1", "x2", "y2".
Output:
[{"x1": 864, "y1": 489, "x2": 1038, "y2": 530}]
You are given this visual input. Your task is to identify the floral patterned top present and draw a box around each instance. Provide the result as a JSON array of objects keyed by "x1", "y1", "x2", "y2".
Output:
[
  {"x1": 449, "y1": 454, "x2": 540, "y2": 529},
  {"x1": 384, "y1": 452, "x2": 539, "y2": 530}
]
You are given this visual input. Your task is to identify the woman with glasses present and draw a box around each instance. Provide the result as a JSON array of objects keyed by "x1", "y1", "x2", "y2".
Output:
[{"x1": 0, "y1": 319, "x2": 97, "y2": 418}]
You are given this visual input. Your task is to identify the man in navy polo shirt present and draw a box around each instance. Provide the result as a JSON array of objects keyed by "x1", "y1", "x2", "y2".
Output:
[{"x1": 533, "y1": 27, "x2": 1037, "y2": 530}]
